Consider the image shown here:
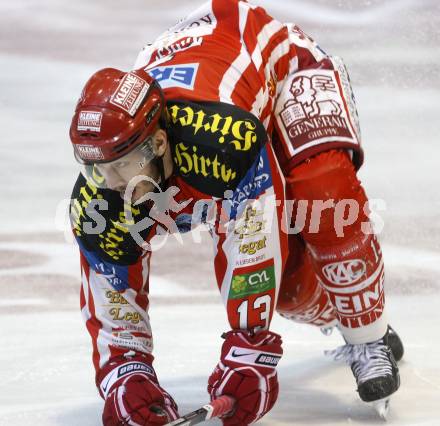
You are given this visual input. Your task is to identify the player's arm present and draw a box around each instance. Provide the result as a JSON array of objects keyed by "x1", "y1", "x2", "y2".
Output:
[
  {"x1": 206, "y1": 136, "x2": 288, "y2": 424},
  {"x1": 70, "y1": 173, "x2": 179, "y2": 425},
  {"x1": 273, "y1": 24, "x2": 364, "y2": 172}
]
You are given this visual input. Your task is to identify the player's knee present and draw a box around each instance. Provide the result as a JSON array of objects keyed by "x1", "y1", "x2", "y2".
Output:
[{"x1": 286, "y1": 149, "x2": 369, "y2": 245}]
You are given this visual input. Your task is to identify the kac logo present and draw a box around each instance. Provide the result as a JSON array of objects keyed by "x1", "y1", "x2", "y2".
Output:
[
  {"x1": 322, "y1": 259, "x2": 366, "y2": 286},
  {"x1": 147, "y1": 63, "x2": 199, "y2": 90}
]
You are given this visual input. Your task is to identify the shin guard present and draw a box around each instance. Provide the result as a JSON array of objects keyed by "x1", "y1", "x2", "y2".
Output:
[{"x1": 287, "y1": 150, "x2": 387, "y2": 343}]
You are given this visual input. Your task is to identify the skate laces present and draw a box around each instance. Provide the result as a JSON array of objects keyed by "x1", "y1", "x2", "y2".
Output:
[{"x1": 325, "y1": 339, "x2": 393, "y2": 384}]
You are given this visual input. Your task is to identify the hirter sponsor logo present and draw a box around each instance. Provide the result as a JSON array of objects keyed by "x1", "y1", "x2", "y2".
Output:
[
  {"x1": 76, "y1": 144, "x2": 104, "y2": 161},
  {"x1": 77, "y1": 111, "x2": 102, "y2": 132},
  {"x1": 322, "y1": 259, "x2": 366, "y2": 286},
  {"x1": 110, "y1": 73, "x2": 150, "y2": 116}
]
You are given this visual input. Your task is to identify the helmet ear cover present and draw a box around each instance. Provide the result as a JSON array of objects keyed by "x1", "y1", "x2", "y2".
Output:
[{"x1": 70, "y1": 68, "x2": 165, "y2": 165}]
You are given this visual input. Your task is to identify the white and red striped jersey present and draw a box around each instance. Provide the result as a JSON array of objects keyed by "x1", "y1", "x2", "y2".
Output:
[
  {"x1": 134, "y1": 0, "x2": 363, "y2": 170},
  {"x1": 72, "y1": 0, "x2": 364, "y2": 379}
]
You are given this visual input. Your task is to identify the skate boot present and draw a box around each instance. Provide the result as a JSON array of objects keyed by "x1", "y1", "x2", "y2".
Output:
[
  {"x1": 386, "y1": 325, "x2": 404, "y2": 362},
  {"x1": 326, "y1": 328, "x2": 400, "y2": 419},
  {"x1": 322, "y1": 324, "x2": 404, "y2": 362}
]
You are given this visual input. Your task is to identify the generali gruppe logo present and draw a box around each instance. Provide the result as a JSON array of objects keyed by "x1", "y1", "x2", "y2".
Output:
[
  {"x1": 322, "y1": 259, "x2": 366, "y2": 286},
  {"x1": 110, "y1": 73, "x2": 150, "y2": 116},
  {"x1": 280, "y1": 71, "x2": 353, "y2": 149}
]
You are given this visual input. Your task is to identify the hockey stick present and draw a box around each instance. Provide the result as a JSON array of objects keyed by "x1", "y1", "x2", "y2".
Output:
[{"x1": 165, "y1": 395, "x2": 235, "y2": 425}]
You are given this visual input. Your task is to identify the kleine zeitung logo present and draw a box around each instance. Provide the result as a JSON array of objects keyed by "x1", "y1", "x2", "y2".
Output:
[
  {"x1": 110, "y1": 73, "x2": 150, "y2": 116},
  {"x1": 76, "y1": 144, "x2": 104, "y2": 161},
  {"x1": 77, "y1": 111, "x2": 102, "y2": 132}
]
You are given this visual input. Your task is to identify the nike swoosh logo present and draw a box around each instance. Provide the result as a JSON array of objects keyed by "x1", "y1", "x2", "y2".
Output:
[
  {"x1": 101, "y1": 374, "x2": 113, "y2": 393},
  {"x1": 231, "y1": 350, "x2": 253, "y2": 357}
]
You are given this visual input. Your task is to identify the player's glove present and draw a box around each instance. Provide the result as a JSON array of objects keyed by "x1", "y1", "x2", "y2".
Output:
[
  {"x1": 208, "y1": 330, "x2": 283, "y2": 425},
  {"x1": 98, "y1": 355, "x2": 179, "y2": 426}
]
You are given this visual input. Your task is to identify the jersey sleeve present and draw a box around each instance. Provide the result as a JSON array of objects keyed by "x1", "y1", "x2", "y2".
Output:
[
  {"x1": 70, "y1": 173, "x2": 156, "y2": 377},
  {"x1": 132, "y1": 0, "x2": 292, "y2": 126},
  {"x1": 272, "y1": 24, "x2": 364, "y2": 172},
  {"x1": 209, "y1": 142, "x2": 288, "y2": 332}
]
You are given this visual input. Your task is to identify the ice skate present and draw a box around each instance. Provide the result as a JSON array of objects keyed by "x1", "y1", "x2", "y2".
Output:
[
  {"x1": 371, "y1": 397, "x2": 390, "y2": 420},
  {"x1": 326, "y1": 328, "x2": 400, "y2": 419},
  {"x1": 386, "y1": 325, "x2": 404, "y2": 362},
  {"x1": 322, "y1": 324, "x2": 404, "y2": 362}
]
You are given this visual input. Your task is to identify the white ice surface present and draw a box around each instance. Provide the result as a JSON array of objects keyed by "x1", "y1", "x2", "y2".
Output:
[
  {"x1": 1, "y1": 259, "x2": 440, "y2": 426},
  {"x1": 1, "y1": 0, "x2": 439, "y2": 425}
]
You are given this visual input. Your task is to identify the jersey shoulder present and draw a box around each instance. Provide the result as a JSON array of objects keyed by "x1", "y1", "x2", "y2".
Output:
[
  {"x1": 70, "y1": 173, "x2": 154, "y2": 266},
  {"x1": 166, "y1": 99, "x2": 267, "y2": 198}
]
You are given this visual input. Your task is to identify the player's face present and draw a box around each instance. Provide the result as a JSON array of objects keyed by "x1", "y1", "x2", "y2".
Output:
[
  {"x1": 95, "y1": 145, "x2": 160, "y2": 203},
  {"x1": 81, "y1": 128, "x2": 169, "y2": 204}
]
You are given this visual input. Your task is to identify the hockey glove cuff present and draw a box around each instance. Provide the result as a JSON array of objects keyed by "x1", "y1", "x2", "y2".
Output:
[
  {"x1": 208, "y1": 330, "x2": 283, "y2": 425},
  {"x1": 98, "y1": 355, "x2": 179, "y2": 426}
]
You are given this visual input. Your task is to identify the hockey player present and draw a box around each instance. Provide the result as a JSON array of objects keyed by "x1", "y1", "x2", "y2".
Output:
[{"x1": 69, "y1": 1, "x2": 402, "y2": 424}]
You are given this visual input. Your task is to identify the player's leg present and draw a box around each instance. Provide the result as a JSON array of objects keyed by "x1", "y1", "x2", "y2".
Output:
[
  {"x1": 287, "y1": 150, "x2": 385, "y2": 339},
  {"x1": 285, "y1": 148, "x2": 401, "y2": 410},
  {"x1": 276, "y1": 233, "x2": 337, "y2": 328},
  {"x1": 276, "y1": 233, "x2": 404, "y2": 361}
]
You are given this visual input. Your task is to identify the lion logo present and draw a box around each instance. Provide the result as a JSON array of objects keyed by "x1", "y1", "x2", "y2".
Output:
[{"x1": 285, "y1": 74, "x2": 342, "y2": 123}]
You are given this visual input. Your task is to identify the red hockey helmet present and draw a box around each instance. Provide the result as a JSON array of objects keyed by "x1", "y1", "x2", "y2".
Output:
[{"x1": 70, "y1": 67, "x2": 164, "y2": 166}]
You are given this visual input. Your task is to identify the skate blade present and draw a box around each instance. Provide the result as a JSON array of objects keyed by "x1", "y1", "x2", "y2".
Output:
[{"x1": 370, "y1": 397, "x2": 390, "y2": 420}]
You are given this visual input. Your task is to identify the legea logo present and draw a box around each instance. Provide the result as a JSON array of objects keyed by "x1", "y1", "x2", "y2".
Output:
[{"x1": 322, "y1": 259, "x2": 366, "y2": 285}]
